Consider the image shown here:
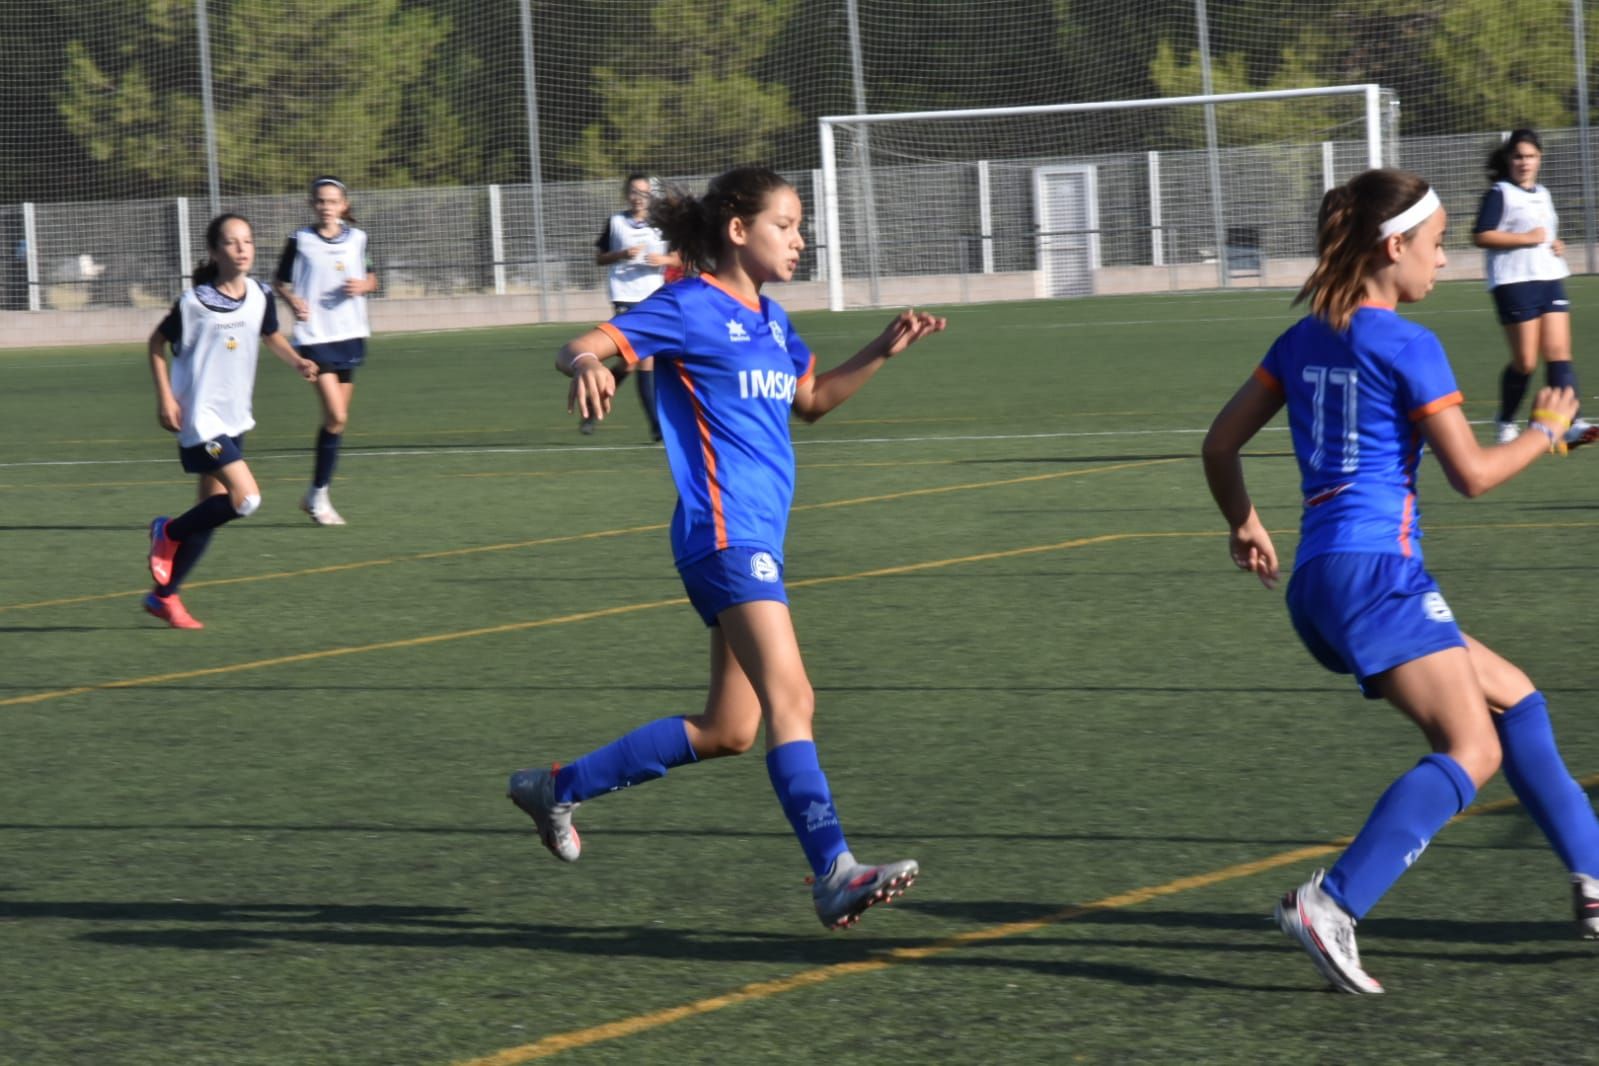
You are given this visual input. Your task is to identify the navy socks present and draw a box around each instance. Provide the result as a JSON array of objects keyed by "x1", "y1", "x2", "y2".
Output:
[
  {"x1": 313, "y1": 428, "x2": 342, "y2": 489},
  {"x1": 166, "y1": 493, "x2": 240, "y2": 541},
  {"x1": 1498, "y1": 366, "x2": 1532, "y2": 423}
]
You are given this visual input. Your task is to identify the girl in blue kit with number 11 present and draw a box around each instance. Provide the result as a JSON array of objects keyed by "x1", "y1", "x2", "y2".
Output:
[
  {"x1": 507, "y1": 165, "x2": 946, "y2": 929},
  {"x1": 1204, "y1": 168, "x2": 1599, "y2": 994}
]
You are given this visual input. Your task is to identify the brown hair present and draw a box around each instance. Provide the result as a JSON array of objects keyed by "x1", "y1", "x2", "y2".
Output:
[
  {"x1": 1295, "y1": 168, "x2": 1433, "y2": 331},
  {"x1": 193, "y1": 213, "x2": 252, "y2": 286},
  {"x1": 650, "y1": 166, "x2": 792, "y2": 275}
]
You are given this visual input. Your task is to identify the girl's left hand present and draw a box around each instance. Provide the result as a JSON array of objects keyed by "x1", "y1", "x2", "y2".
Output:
[
  {"x1": 343, "y1": 278, "x2": 373, "y2": 296},
  {"x1": 876, "y1": 309, "x2": 947, "y2": 358},
  {"x1": 1552, "y1": 238, "x2": 1566, "y2": 258},
  {"x1": 296, "y1": 357, "x2": 320, "y2": 381}
]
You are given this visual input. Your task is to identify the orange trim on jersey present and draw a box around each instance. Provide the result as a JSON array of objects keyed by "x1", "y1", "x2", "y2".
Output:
[
  {"x1": 1397, "y1": 491, "x2": 1415, "y2": 557},
  {"x1": 1252, "y1": 365, "x2": 1283, "y2": 395},
  {"x1": 1408, "y1": 390, "x2": 1463, "y2": 422},
  {"x1": 672, "y1": 362, "x2": 728, "y2": 550},
  {"x1": 1358, "y1": 299, "x2": 1396, "y2": 311},
  {"x1": 596, "y1": 321, "x2": 640, "y2": 367},
  {"x1": 699, "y1": 273, "x2": 762, "y2": 312},
  {"x1": 797, "y1": 353, "x2": 817, "y2": 386}
]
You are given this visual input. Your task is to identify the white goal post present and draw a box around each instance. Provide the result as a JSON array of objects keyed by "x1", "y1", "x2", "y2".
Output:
[{"x1": 817, "y1": 84, "x2": 1396, "y2": 311}]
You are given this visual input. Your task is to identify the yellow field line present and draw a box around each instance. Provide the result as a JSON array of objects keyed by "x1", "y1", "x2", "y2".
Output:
[
  {"x1": 452, "y1": 780, "x2": 1581, "y2": 1065},
  {"x1": 0, "y1": 459, "x2": 1179, "y2": 614},
  {"x1": 0, "y1": 526, "x2": 1206, "y2": 710}
]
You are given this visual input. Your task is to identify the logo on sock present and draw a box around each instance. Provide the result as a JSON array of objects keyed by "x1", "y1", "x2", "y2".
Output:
[
  {"x1": 1404, "y1": 838, "x2": 1430, "y2": 868},
  {"x1": 802, "y1": 800, "x2": 839, "y2": 832},
  {"x1": 750, "y1": 551, "x2": 779, "y2": 582}
]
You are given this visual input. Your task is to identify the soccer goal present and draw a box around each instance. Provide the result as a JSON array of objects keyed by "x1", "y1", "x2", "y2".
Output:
[{"x1": 816, "y1": 84, "x2": 1398, "y2": 310}]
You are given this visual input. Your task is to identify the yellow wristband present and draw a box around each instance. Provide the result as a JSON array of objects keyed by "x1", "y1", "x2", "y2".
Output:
[{"x1": 1531, "y1": 407, "x2": 1572, "y2": 430}]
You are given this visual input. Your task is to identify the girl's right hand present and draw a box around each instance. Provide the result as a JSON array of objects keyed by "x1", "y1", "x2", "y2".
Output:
[
  {"x1": 1228, "y1": 509, "x2": 1280, "y2": 590},
  {"x1": 1524, "y1": 227, "x2": 1549, "y2": 246},
  {"x1": 568, "y1": 360, "x2": 616, "y2": 422},
  {"x1": 290, "y1": 295, "x2": 312, "y2": 321},
  {"x1": 157, "y1": 398, "x2": 183, "y2": 433}
]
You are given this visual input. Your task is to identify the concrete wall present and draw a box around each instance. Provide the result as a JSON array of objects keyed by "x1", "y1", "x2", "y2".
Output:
[{"x1": 0, "y1": 257, "x2": 1521, "y2": 349}]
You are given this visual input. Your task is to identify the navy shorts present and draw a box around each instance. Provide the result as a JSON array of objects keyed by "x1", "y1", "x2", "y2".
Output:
[
  {"x1": 179, "y1": 433, "x2": 245, "y2": 475},
  {"x1": 1286, "y1": 552, "x2": 1467, "y2": 698},
  {"x1": 299, "y1": 338, "x2": 365, "y2": 375},
  {"x1": 1491, "y1": 279, "x2": 1570, "y2": 324},
  {"x1": 679, "y1": 546, "x2": 789, "y2": 627}
]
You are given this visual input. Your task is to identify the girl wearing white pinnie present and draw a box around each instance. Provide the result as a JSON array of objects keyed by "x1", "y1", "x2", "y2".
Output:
[
  {"x1": 146, "y1": 214, "x2": 319, "y2": 629},
  {"x1": 273, "y1": 176, "x2": 379, "y2": 525}
]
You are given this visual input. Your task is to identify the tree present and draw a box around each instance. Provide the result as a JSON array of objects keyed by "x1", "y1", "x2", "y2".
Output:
[
  {"x1": 563, "y1": 0, "x2": 800, "y2": 178},
  {"x1": 58, "y1": 0, "x2": 459, "y2": 195}
]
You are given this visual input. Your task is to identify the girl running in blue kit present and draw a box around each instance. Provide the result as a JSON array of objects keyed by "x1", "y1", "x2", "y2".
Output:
[
  {"x1": 507, "y1": 165, "x2": 946, "y2": 929},
  {"x1": 145, "y1": 214, "x2": 319, "y2": 628},
  {"x1": 1203, "y1": 168, "x2": 1599, "y2": 994}
]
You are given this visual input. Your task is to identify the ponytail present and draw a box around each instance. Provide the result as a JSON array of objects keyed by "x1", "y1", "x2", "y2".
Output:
[
  {"x1": 192, "y1": 212, "x2": 251, "y2": 287},
  {"x1": 651, "y1": 166, "x2": 791, "y2": 275},
  {"x1": 1294, "y1": 169, "x2": 1432, "y2": 332}
]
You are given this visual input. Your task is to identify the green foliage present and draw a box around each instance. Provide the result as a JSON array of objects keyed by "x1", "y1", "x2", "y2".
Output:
[
  {"x1": 57, "y1": 0, "x2": 458, "y2": 194},
  {"x1": 564, "y1": 0, "x2": 800, "y2": 177}
]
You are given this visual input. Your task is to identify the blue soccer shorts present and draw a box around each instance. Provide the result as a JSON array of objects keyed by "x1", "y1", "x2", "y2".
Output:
[
  {"x1": 678, "y1": 545, "x2": 789, "y2": 627},
  {"x1": 1491, "y1": 279, "x2": 1570, "y2": 324},
  {"x1": 1286, "y1": 551, "x2": 1467, "y2": 698},
  {"x1": 178, "y1": 433, "x2": 245, "y2": 474}
]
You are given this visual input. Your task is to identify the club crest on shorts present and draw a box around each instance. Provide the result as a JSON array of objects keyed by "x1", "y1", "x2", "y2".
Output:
[
  {"x1": 204, "y1": 439, "x2": 224, "y2": 459},
  {"x1": 1422, "y1": 591, "x2": 1454, "y2": 622},
  {"x1": 749, "y1": 551, "x2": 779, "y2": 582}
]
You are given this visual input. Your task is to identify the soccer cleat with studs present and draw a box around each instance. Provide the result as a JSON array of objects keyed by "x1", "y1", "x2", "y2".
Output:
[
  {"x1": 1573, "y1": 873, "x2": 1599, "y2": 938},
  {"x1": 301, "y1": 489, "x2": 347, "y2": 526},
  {"x1": 507, "y1": 765, "x2": 581, "y2": 862},
  {"x1": 143, "y1": 590, "x2": 203, "y2": 629},
  {"x1": 1274, "y1": 869, "x2": 1383, "y2": 994},
  {"x1": 148, "y1": 516, "x2": 180, "y2": 586},
  {"x1": 809, "y1": 852, "x2": 919, "y2": 930}
]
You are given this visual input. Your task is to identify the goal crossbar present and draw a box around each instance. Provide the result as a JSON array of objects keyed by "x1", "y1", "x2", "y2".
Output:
[{"x1": 817, "y1": 84, "x2": 1390, "y2": 310}]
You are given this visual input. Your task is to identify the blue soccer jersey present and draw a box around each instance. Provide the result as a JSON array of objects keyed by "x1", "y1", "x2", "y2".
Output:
[
  {"x1": 598, "y1": 274, "x2": 817, "y2": 567},
  {"x1": 1255, "y1": 305, "x2": 1462, "y2": 562}
]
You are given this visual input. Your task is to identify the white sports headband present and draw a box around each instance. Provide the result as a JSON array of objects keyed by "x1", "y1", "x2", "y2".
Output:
[{"x1": 1378, "y1": 189, "x2": 1440, "y2": 240}]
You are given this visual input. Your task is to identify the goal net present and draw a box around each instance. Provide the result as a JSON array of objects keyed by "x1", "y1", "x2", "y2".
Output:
[{"x1": 817, "y1": 85, "x2": 1398, "y2": 310}]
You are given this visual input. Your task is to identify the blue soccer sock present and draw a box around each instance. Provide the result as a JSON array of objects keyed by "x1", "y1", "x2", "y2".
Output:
[
  {"x1": 157, "y1": 527, "x2": 214, "y2": 597},
  {"x1": 1498, "y1": 366, "x2": 1532, "y2": 423},
  {"x1": 1322, "y1": 753, "x2": 1476, "y2": 919},
  {"x1": 1546, "y1": 361, "x2": 1581, "y2": 418},
  {"x1": 766, "y1": 740, "x2": 850, "y2": 879},
  {"x1": 1494, "y1": 692, "x2": 1599, "y2": 876},
  {"x1": 313, "y1": 428, "x2": 342, "y2": 489},
  {"x1": 552, "y1": 717, "x2": 697, "y2": 804},
  {"x1": 635, "y1": 368, "x2": 660, "y2": 439},
  {"x1": 166, "y1": 493, "x2": 241, "y2": 541}
]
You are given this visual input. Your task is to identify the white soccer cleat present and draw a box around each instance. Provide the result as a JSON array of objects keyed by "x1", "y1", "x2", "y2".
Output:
[
  {"x1": 1496, "y1": 421, "x2": 1522, "y2": 444},
  {"x1": 1573, "y1": 873, "x2": 1599, "y2": 938},
  {"x1": 1563, "y1": 418, "x2": 1599, "y2": 449},
  {"x1": 810, "y1": 851, "x2": 918, "y2": 930},
  {"x1": 300, "y1": 488, "x2": 347, "y2": 526},
  {"x1": 1274, "y1": 869, "x2": 1383, "y2": 994},
  {"x1": 507, "y1": 765, "x2": 581, "y2": 862}
]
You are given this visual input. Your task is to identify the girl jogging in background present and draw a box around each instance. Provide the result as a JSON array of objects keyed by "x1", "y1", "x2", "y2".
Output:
[
  {"x1": 588, "y1": 172, "x2": 681, "y2": 439},
  {"x1": 273, "y1": 176, "x2": 378, "y2": 525},
  {"x1": 508, "y1": 166, "x2": 946, "y2": 930},
  {"x1": 1472, "y1": 129, "x2": 1596, "y2": 447},
  {"x1": 145, "y1": 214, "x2": 319, "y2": 629},
  {"x1": 1203, "y1": 168, "x2": 1599, "y2": 994}
]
